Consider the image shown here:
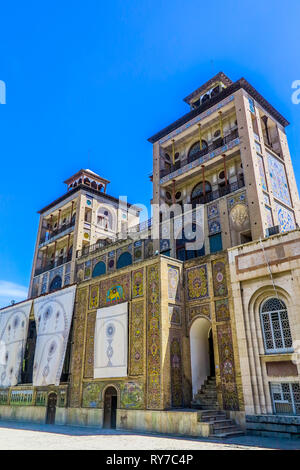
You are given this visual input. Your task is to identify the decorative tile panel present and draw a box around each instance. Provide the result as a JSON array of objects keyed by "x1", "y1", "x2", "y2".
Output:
[
  {"x1": 257, "y1": 155, "x2": 267, "y2": 191},
  {"x1": 168, "y1": 265, "x2": 180, "y2": 300},
  {"x1": 188, "y1": 303, "x2": 211, "y2": 323},
  {"x1": 217, "y1": 323, "x2": 239, "y2": 410},
  {"x1": 267, "y1": 153, "x2": 291, "y2": 206},
  {"x1": 275, "y1": 202, "x2": 296, "y2": 233},
  {"x1": 84, "y1": 311, "x2": 96, "y2": 378},
  {"x1": 130, "y1": 301, "x2": 144, "y2": 376},
  {"x1": 215, "y1": 298, "x2": 230, "y2": 322},
  {"x1": 186, "y1": 265, "x2": 209, "y2": 300},
  {"x1": 69, "y1": 287, "x2": 88, "y2": 407},
  {"x1": 132, "y1": 269, "x2": 144, "y2": 298},
  {"x1": 170, "y1": 335, "x2": 183, "y2": 407},
  {"x1": 99, "y1": 273, "x2": 130, "y2": 306},
  {"x1": 146, "y1": 263, "x2": 161, "y2": 409},
  {"x1": 120, "y1": 381, "x2": 144, "y2": 409},
  {"x1": 212, "y1": 259, "x2": 228, "y2": 297}
]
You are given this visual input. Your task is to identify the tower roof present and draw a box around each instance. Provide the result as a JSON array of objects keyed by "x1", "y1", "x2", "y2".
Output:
[
  {"x1": 183, "y1": 72, "x2": 233, "y2": 104},
  {"x1": 63, "y1": 168, "x2": 110, "y2": 186}
]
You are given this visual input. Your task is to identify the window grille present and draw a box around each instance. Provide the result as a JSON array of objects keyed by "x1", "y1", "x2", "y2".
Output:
[
  {"x1": 260, "y1": 298, "x2": 293, "y2": 353},
  {"x1": 270, "y1": 382, "x2": 300, "y2": 415}
]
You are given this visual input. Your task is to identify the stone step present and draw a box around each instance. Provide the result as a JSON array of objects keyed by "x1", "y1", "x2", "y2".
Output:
[
  {"x1": 197, "y1": 388, "x2": 217, "y2": 395},
  {"x1": 212, "y1": 424, "x2": 238, "y2": 433},
  {"x1": 193, "y1": 404, "x2": 219, "y2": 410},
  {"x1": 201, "y1": 414, "x2": 227, "y2": 422},
  {"x1": 212, "y1": 419, "x2": 234, "y2": 428},
  {"x1": 211, "y1": 430, "x2": 245, "y2": 438}
]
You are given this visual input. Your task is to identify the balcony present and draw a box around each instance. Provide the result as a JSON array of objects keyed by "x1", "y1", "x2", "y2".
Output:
[
  {"x1": 39, "y1": 219, "x2": 76, "y2": 245},
  {"x1": 191, "y1": 179, "x2": 245, "y2": 206},
  {"x1": 160, "y1": 129, "x2": 239, "y2": 181},
  {"x1": 76, "y1": 239, "x2": 113, "y2": 259},
  {"x1": 34, "y1": 253, "x2": 72, "y2": 276}
]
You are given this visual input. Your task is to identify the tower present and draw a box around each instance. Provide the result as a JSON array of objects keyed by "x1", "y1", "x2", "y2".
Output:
[
  {"x1": 29, "y1": 169, "x2": 140, "y2": 298},
  {"x1": 148, "y1": 72, "x2": 300, "y2": 260}
]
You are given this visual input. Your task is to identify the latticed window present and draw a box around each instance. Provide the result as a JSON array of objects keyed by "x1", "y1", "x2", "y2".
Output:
[
  {"x1": 260, "y1": 298, "x2": 293, "y2": 353},
  {"x1": 270, "y1": 382, "x2": 300, "y2": 415}
]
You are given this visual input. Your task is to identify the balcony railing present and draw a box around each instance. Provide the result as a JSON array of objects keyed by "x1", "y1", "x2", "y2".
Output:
[
  {"x1": 76, "y1": 239, "x2": 113, "y2": 259},
  {"x1": 127, "y1": 217, "x2": 153, "y2": 234},
  {"x1": 160, "y1": 129, "x2": 239, "y2": 179},
  {"x1": 39, "y1": 219, "x2": 76, "y2": 244},
  {"x1": 191, "y1": 179, "x2": 245, "y2": 206},
  {"x1": 34, "y1": 254, "x2": 72, "y2": 276}
]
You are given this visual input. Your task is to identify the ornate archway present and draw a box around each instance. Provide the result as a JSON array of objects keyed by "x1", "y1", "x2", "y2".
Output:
[{"x1": 190, "y1": 317, "x2": 214, "y2": 396}]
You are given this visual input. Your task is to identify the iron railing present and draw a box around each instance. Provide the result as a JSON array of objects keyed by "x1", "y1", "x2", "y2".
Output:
[
  {"x1": 160, "y1": 129, "x2": 239, "y2": 178},
  {"x1": 191, "y1": 179, "x2": 245, "y2": 206},
  {"x1": 76, "y1": 239, "x2": 113, "y2": 259},
  {"x1": 34, "y1": 253, "x2": 72, "y2": 276},
  {"x1": 39, "y1": 219, "x2": 76, "y2": 244}
]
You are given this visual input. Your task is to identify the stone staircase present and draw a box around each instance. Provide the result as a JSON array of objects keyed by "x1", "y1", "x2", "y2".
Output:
[
  {"x1": 192, "y1": 376, "x2": 219, "y2": 410},
  {"x1": 192, "y1": 376, "x2": 244, "y2": 438}
]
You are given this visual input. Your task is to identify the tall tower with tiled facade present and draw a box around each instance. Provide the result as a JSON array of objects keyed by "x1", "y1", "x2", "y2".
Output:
[
  {"x1": 148, "y1": 72, "x2": 300, "y2": 261},
  {"x1": 29, "y1": 169, "x2": 140, "y2": 298}
]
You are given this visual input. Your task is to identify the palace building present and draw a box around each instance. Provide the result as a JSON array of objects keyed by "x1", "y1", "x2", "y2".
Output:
[{"x1": 0, "y1": 72, "x2": 300, "y2": 439}]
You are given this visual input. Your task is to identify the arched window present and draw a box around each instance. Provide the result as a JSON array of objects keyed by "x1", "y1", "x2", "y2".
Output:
[
  {"x1": 97, "y1": 207, "x2": 114, "y2": 231},
  {"x1": 92, "y1": 261, "x2": 106, "y2": 278},
  {"x1": 49, "y1": 275, "x2": 62, "y2": 292},
  {"x1": 188, "y1": 141, "x2": 208, "y2": 162},
  {"x1": 260, "y1": 298, "x2": 293, "y2": 353},
  {"x1": 191, "y1": 181, "x2": 212, "y2": 206},
  {"x1": 116, "y1": 252, "x2": 132, "y2": 269}
]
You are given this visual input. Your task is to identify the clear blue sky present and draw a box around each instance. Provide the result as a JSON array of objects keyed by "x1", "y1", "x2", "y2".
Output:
[{"x1": 0, "y1": 0, "x2": 300, "y2": 307}]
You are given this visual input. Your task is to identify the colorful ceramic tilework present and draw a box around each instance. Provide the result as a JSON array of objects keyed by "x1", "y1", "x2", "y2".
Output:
[
  {"x1": 99, "y1": 274, "x2": 130, "y2": 306},
  {"x1": 207, "y1": 203, "x2": 219, "y2": 219},
  {"x1": 146, "y1": 263, "x2": 161, "y2": 409},
  {"x1": 257, "y1": 155, "x2": 267, "y2": 191},
  {"x1": 186, "y1": 265, "x2": 209, "y2": 300},
  {"x1": 168, "y1": 305, "x2": 181, "y2": 325},
  {"x1": 120, "y1": 381, "x2": 144, "y2": 409},
  {"x1": 89, "y1": 284, "x2": 99, "y2": 310},
  {"x1": 212, "y1": 259, "x2": 228, "y2": 297},
  {"x1": 208, "y1": 219, "x2": 221, "y2": 235},
  {"x1": 275, "y1": 202, "x2": 296, "y2": 233},
  {"x1": 189, "y1": 303, "x2": 211, "y2": 323},
  {"x1": 217, "y1": 323, "x2": 239, "y2": 411},
  {"x1": 267, "y1": 153, "x2": 291, "y2": 206},
  {"x1": 84, "y1": 311, "x2": 96, "y2": 378},
  {"x1": 215, "y1": 298, "x2": 230, "y2": 322},
  {"x1": 144, "y1": 240, "x2": 153, "y2": 258},
  {"x1": 82, "y1": 382, "x2": 103, "y2": 408},
  {"x1": 130, "y1": 301, "x2": 144, "y2": 376},
  {"x1": 227, "y1": 191, "x2": 246, "y2": 210},
  {"x1": 170, "y1": 336, "x2": 183, "y2": 407},
  {"x1": 263, "y1": 193, "x2": 270, "y2": 205},
  {"x1": 168, "y1": 265, "x2": 180, "y2": 300},
  {"x1": 265, "y1": 205, "x2": 274, "y2": 228},
  {"x1": 132, "y1": 269, "x2": 144, "y2": 298},
  {"x1": 69, "y1": 288, "x2": 88, "y2": 407}
]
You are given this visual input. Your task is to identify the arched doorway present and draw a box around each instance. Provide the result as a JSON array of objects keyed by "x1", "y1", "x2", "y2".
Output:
[
  {"x1": 46, "y1": 392, "x2": 57, "y2": 424},
  {"x1": 103, "y1": 386, "x2": 117, "y2": 429},
  {"x1": 190, "y1": 317, "x2": 215, "y2": 396}
]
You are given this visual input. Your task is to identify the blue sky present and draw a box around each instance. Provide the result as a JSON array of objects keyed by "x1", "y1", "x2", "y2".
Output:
[{"x1": 0, "y1": 0, "x2": 300, "y2": 307}]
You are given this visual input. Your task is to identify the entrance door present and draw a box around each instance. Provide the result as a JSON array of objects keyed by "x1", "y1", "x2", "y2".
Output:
[
  {"x1": 103, "y1": 387, "x2": 117, "y2": 429},
  {"x1": 46, "y1": 392, "x2": 57, "y2": 425}
]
